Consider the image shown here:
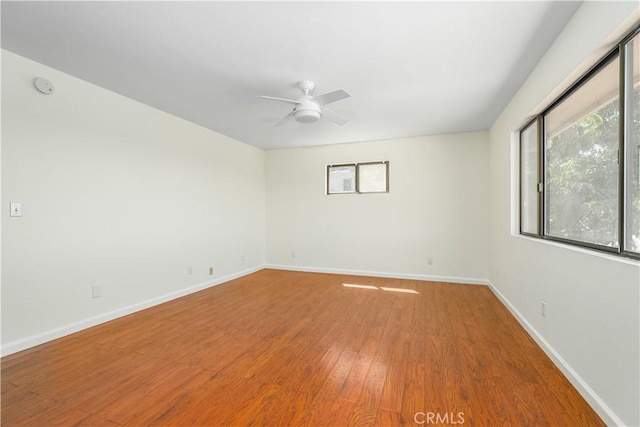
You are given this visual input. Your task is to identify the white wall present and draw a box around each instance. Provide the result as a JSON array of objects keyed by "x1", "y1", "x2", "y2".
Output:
[
  {"x1": 266, "y1": 132, "x2": 489, "y2": 283},
  {"x1": 488, "y1": 3, "x2": 639, "y2": 426},
  {"x1": 1, "y1": 50, "x2": 266, "y2": 354}
]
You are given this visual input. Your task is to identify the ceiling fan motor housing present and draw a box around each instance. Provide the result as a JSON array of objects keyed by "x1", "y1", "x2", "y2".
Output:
[{"x1": 293, "y1": 98, "x2": 321, "y2": 123}]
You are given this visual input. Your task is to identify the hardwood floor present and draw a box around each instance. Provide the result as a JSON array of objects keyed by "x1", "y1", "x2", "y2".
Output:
[{"x1": 1, "y1": 269, "x2": 603, "y2": 426}]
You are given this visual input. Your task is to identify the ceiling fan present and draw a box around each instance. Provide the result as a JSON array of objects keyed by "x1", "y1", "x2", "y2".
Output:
[{"x1": 259, "y1": 80, "x2": 351, "y2": 126}]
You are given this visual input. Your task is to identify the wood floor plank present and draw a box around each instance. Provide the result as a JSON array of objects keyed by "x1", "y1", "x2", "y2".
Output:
[
  {"x1": 22, "y1": 346, "x2": 144, "y2": 401},
  {"x1": 97, "y1": 362, "x2": 213, "y2": 425},
  {"x1": 323, "y1": 399, "x2": 356, "y2": 426},
  {"x1": 375, "y1": 408, "x2": 403, "y2": 426},
  {"x1": 75, "y1": 413, "x2": 123, "y2": 426},
  {"x1": 1, "y1": 269, "x2": 605, "y2": 426},
  {"x1": 1, "y1": 394, "x2": 66, "y2": 426},
  {"x1": 337, "y1": 352, "x2": 375, "y2": 404},
  {"x1": 378, "y1": 295, "x2": 413, "y2": 412},
  {"x1": 138, "y1": 384, "x2": 214, "y2": 426},
  {"x1": 347, "y1": 356, "x2": 389, "y2": 427},
  {"x1": 276, "y1": 343, "x2": 344, "y2": 426},
  {"x1": 295, "y1": 349, "x2": 358, "y2": 426},
  {"x1": 70, "y1": 355, "x2": 175, "y2": 414},
  {"x1": 251, "y1": 344, "x2": 329, "y2": 424},
  {"x1": 15, "y1": 404, "x2": 92, "y2": 427},
  {"x1": 117, "y1": 367, "x2": 217, "y2": 426}
]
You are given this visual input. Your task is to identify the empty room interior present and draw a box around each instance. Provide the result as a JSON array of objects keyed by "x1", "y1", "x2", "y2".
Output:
[{"x1": 1, "y1": 1, "x2": 640, "y2": 426}]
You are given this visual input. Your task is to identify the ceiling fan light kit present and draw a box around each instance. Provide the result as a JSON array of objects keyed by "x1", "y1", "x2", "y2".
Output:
[
  {"x1": 293, "y1": 104, "x2": 321, "y2": 123},
  {"x1": 260, "y1": 80, "x2": 351, "y2": 126}
]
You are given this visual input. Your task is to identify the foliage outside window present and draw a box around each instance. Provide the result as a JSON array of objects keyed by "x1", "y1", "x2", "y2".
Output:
[
  {"x1": 327, "y1": 161, "x2": 389, "y2": 195},
  {"x1": 519, "y1": 28, "x2": 640, "y2": 258},
  {"x1": 544, "y1": 56, "x2": 620, "y2": 248}
]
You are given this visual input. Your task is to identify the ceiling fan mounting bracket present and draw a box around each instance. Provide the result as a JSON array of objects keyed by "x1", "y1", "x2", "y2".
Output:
[{"x1": 298, "y1": 80, "x2": 315, "y2": 95}]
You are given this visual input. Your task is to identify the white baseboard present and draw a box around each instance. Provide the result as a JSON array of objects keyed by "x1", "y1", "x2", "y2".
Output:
[
  {"x1": 1, "y1": 265, "x2": 264, "y2": 357},
  {"x1": 487, "y1": 281, "x2": 624, "y2": 427},
  {"x1": 265, "y1": 263, "x2": 489, "y2": 286}
]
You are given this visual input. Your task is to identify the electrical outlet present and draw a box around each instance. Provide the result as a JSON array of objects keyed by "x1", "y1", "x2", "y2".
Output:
[
  {"x1": 187, "y1": 266, "x2": 192, "y2": 275},
  {"x1": 209, "y1": 267, "x2": 214, "y2": 275},
  {"x1": 10, "y1": 202, "x2": 22, "y2": 217},
  {"x1": 291, "y1": 251, "x2": 296, "y2": 258},
  {"x1": 427, "y1": 257, "x2": 433, "y2": 265},
  {"x1": 541, "y1": 301, "x2": 546, "y2": 318},
  {"x1": 241, "y1": 254, "x2": 245, "y2": 262}
]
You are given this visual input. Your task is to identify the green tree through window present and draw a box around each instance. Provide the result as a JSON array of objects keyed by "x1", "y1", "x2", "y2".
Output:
[{"x1": 545, "y1": 58, "x2": 620, "y2": 247}]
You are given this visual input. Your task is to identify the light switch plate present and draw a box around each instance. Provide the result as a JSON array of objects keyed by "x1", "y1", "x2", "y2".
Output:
[{"x1": 10, "y1": 202, "x2": 22, "y2": 217}]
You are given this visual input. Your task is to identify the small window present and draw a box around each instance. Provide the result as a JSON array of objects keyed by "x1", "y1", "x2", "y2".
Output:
[
  {"x1": 327, "y1": 161, "x2": 389, "y2": 195},
  {"x1": 357, "y1": 162, "x2": 389, "y2": 193},
  {"x1": 327, "y1": 164, "x2": 356, "y2": 194}
]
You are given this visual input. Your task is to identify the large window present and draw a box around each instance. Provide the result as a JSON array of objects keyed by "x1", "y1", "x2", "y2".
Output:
[
  {"x1": 519, "y1": 28, "x2": 640, "y2": 258},
  {"x1": 545, "y1": 56, "x2": 620, "y2": 248}
]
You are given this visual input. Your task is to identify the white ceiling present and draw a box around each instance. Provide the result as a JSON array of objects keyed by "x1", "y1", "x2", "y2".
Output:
[{"x1": 1, "y1": 1, "x2": 581, "y2": 150}]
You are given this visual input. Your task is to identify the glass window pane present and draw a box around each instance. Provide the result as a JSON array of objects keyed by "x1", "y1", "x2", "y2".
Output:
[
  {"x1": 625, "y1": 33, "x2": 640, "y2": 253},
  {"x1": 520, "y1": 121, "x2": 539, "y2": 234},
  {"x1": 358, "y1": 162, "x2": 388, "y2": 193},
  {"x1": 544, "y1": 56, "x2": 620, "y2": 248},
  {"x1": 327, "y1": 164, "x2": 356, "y2": 194}
]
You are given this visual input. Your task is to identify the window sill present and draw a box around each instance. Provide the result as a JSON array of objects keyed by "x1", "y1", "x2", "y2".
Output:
[{"x1": 513, "y1": 233, "x2": 640, "y2": 266}]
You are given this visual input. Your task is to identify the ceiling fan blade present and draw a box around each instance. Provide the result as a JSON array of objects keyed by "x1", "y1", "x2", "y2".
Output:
[
  {"x1": 274, "y1": 112, "x2": 294, "y2": 127},
  {"x1": 259, "y1": 95, "x2": 299, "y2": 105},
  {"x1": 321, "y1": 107, "x2": 348, "y2": 126},
  {"x1": 313, "y1": 89, "x2": 351, "y2": 106}
]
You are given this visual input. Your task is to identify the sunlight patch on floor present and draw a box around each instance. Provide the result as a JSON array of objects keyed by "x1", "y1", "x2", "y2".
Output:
[
  {"x1": 342, "y1": 283, "x2": 419, "y2": 294},
  {"x1": 342, "y1": 283, "x2": 378, "y2": 290},
  {"x1": 380, "y1": 286, "x2": 419, "y2": 294}
]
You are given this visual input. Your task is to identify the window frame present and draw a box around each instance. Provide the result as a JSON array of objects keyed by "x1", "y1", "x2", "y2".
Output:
[
  {"x1": 519, "y1": 117, "x2": 541, "y2": 237},
  {"x1": 326, "y1": 161, "x2": 389, "y2": 195},
  {"x1": 518, "y1": 26, "x2": 640, "y2": 260},
  {"x1": 621, "y1": 30, "x2": 640, "y2": 257},
  {"x1": 543, "y1": 50, "x2": 621, "y2": 253},
  {"x1": 326, "y1": 163, "x2": 357, "y2": 195},
  {"x1": 356, "y1": 161, "x2": 389, "y2": 194}
]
